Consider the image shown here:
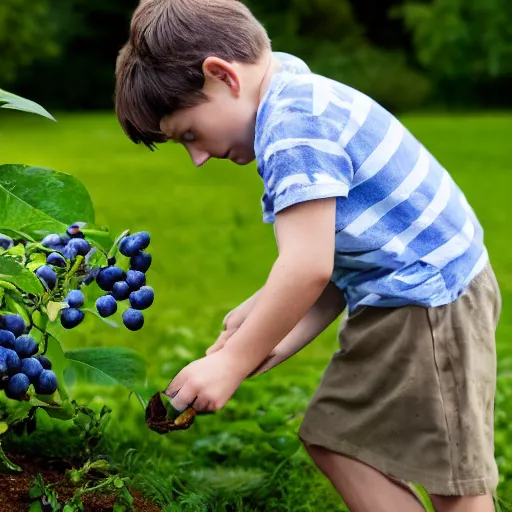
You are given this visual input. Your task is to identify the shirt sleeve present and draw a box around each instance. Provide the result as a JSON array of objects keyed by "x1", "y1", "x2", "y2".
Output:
[{"x1": 258, "y1": 88, "x2": 354, "y2": 224}]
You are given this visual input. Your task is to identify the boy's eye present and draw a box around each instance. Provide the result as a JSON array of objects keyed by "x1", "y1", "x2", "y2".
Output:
[{"x1": 181, "y1": 131, "x2": 195, "y2": 143}]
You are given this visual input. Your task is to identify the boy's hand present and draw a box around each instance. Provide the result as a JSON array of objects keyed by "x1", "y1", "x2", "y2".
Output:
[
  {"x1": 165, "y1": 349, "x2": 248, "y2": 413},
  {"x1": 206, "y1": 326, "x2": 239, "y2": 356}
]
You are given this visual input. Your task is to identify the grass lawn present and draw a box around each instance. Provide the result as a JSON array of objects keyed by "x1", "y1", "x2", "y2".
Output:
[{"x1": 1, "y1": 111, "x2": 511, "y2": 511}]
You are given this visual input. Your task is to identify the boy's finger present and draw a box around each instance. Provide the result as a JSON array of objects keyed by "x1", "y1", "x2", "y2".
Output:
[
  {"x1": 164, "y1": 369, "x2": 189, "y2": 401},
  {"x1": 206, "y1": 329, "x2": 237, "y2": 355},
  {"x1": 168, "y1": 383, "x2": 198, "y2": 413}
]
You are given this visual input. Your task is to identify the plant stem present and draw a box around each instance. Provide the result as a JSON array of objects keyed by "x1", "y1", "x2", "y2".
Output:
[{"x1": 0, "y1": 439, "x2": 22, "y2": 473}]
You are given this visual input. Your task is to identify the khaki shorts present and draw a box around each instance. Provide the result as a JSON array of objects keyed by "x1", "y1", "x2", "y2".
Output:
[{"x1": 298, "y1": 264, "x2": 501, "y2": 496}]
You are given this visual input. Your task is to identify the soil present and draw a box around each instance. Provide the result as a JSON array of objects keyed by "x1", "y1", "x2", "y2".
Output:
[{"x1": 0, "y1": 453, "x2": 161, "y2": 512}]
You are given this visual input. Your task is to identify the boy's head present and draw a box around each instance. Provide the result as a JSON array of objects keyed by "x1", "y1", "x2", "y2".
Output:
[{"x1": 115, "y1": 0, "x2": 272, "y2": 166}]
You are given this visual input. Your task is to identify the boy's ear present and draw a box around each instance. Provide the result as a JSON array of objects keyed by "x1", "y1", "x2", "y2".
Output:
[{"x1": 202, "y1": 57, "x2": 241, "y2": 95}]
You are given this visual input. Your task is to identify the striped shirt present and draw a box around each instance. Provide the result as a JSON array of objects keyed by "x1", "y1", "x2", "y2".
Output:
[{"x1": 254, "y1": 52, "x2": 488, "y2": 313}]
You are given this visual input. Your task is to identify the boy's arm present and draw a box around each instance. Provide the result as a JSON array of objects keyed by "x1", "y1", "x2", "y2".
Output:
[
  {"x1": 207, "y1": 287, "x2": 265, "y2": 356},
  {"x1": 166, "y1": 197, "x2": 338, "y2": 413},
  {"x1": 248, "y1": 281, "x2": 346, "y2": 377}
]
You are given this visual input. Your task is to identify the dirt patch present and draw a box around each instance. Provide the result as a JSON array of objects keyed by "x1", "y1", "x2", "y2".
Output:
[{"x1": 0, "y1": 453, "x2": 161, "y2": 512}]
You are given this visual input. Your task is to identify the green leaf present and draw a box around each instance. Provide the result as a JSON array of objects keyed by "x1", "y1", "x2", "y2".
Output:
[
  {"x1": 83, "y1": 308, "x2": 118, "y2": 328},
  {"x1": 0, "y1": 256, "x2": 43, "y2": 295},
  {"x1": 43, "y1": 400, "x2": 76, "y2": 421},
  {"x1": 407, "y1": 482, "x2": 436, "y2": 512},
  {"x1": 0, "y1": 89, "x2": 56, "y2": 122},
  {"x1": 114, "y1": 476, "x2": 125, "y2": 489},
  {"x1": 45, "y1": 334, "x2": 70, "y2": 401},
  {"x1": 0, "y1": 165, "x2": 95, "y2": 238},
  {"x1": 64, "y1": 347, "x2": 147, "y2": 391},
  {"x1": 29, "y1": 501, "x2": 43, "y2": 512},
  {"x1": 0, "y1": 423, "x2": 8, "y2": 435}
]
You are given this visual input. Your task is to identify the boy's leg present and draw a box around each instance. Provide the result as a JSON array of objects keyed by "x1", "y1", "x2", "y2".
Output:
[
  {"x1": 430, "y1": 494, "x2": 495, "y2": 512},
  {"x1": 303, "y1": 441, "x2": 425, "y2": 512}
]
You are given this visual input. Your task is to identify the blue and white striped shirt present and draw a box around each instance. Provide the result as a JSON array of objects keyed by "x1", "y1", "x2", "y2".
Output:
[{"x1": 255, "y1": 52, "x2": 488, "y2": 313}]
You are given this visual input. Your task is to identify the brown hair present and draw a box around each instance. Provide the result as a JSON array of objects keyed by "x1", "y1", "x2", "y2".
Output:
[{"x1": 115, "y1": 0, "x2": 271, "y2": 149}]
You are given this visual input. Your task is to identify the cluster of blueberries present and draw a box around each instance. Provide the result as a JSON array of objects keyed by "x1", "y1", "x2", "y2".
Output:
[
  {"x1": 95, "y1": 232, "x2": 154, "y2": 331},
  {"x1": 55, "y1": 230, "x2": 154, "y2": 332},
  {"x1": 35, "y1": 223, "x2": 92, "y2": 290},
  {"x1": 0, "y1": 314, "x2": 58, "y2": 400}
]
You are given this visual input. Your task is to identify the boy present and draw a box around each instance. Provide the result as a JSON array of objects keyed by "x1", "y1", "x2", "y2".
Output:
[{"x1": 115, "y1": 1, "x2": 502, "y2": 510}]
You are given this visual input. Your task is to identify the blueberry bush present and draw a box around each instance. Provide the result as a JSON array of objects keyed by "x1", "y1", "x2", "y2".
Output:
[{"x1": 0, "y1": 89, "x2": 168, "y2": 509}]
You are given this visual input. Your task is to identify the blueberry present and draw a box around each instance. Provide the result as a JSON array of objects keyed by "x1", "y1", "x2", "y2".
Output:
[
  {"x1": 2, "y1": 314, "x2": 26, "y2": 337},
  {"x1": 35, "y1": 355, "x2": 52, "y2": 370},
  {"x1": 35, "y1": 265, "x2": 57, "y2": 290},
  {"x1": 133, "y1": 231, "x2": 150, "y2": 250},
  {"x1": 111, "y1": 281, "x2": 131, "y2": 301},
  {"x1": 21, "y1": 357, "x2": 44, "y2": 382},
  {"x1": 118, "y1": 236, "x2": 140, "y2": 257},
  {"x1": 66, "y1": 222, "x2": 86, "y2": 239},
  {"x1": 122, "y1": 309, "x2": 144, "y2": 331},
  {"x1": 0, "y1": 330, "x2": 16, "y2": 349},
  {"x1": 96, "y1": 295, "x2": 117, "y2": 318},
  {"x1": 126, "y1": 270, "x2": 146, "y2": 290},
  {"x1": 66, "y1": 290, "x2": 85, "y2": 309},
  {"x1": 0, "y1": 234, "x2": 14, "y2": 250},
  {"x1": 52, "y1": 244, "x2": 67, "y2": 253},
  {"x1": 63, "y1": 244, "x2": 79, "y2": 261},
  {"x1": 14, "y1": 335, "x2": 38, "y2": 357},
  {"x1": 34, "y1": 370, "x2": 58, "y2": 395},
  {"x1": 47, "y1": 252, "x2": 66, "y2": 267},
  {"x1": 96, "y1": 266, "x2": 126, "y2": 292},
  {"x1": 60, "y1": 308, "x2": 85, "y2": 329},
  {"x1": 129, "y1": 286, "x2": 154, "y2": 310},
  {"x1": 41, "y1": 234, "x2": 62, "y2": 248},
  {"x1": 0, "y1": 348, "x2": 7, "y2": 374},
  {"x1": 4, "y1": 348, "x2": 21, "y2": 374},
  {"x1": 6, "y1": 373, "x2": 31, "y2": 400},
  {"x1": 130, "y1": 251, "x2": 152, "y2": 273},
  {"x1": 67, "y1": 237, "x2": 91, "y2": 256}
]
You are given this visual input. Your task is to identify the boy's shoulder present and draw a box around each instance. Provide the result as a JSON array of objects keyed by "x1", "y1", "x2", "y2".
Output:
[
  {"x1": 261, "y1": 52, "x2": 356, "y2": 114},
  {"x1": 255, "y1": 52, "x2": 370, "y2": 157}
]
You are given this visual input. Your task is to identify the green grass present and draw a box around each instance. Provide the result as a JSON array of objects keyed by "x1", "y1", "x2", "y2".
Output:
[{"x1": 1, "y1": 111, "x2": 511, "y2": 511}]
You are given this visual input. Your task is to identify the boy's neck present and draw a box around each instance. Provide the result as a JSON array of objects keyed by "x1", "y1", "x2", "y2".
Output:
[{"x1": 257, "y1": 50, "x2": 280, "y2": 103}]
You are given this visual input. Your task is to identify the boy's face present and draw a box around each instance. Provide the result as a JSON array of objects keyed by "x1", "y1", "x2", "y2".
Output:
[{"x1": 160, "y1": 56, "x2": 269, "y2": 167}]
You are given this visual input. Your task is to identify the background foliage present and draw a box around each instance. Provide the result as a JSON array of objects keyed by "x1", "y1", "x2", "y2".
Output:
[{"x1": 1, "y1": 0, "x2": 511, "y2": 111}]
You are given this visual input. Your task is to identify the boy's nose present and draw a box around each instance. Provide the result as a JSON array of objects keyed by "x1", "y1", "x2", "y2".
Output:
[{"x1": 188, "y1": 147, "x2": 210, "y2": 167}]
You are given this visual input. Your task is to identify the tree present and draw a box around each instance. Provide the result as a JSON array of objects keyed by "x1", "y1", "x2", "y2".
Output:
[{"x1": 0, "y1": 0, "x2": 61, "y2": 84}]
